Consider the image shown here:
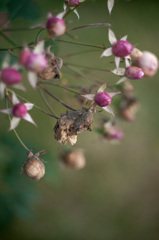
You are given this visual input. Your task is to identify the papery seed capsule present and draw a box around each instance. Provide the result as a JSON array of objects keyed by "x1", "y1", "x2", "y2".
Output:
[
  {"x1": 12, "y1": 103, "x2": 27, "y2": 118},
  {"x1": 24, "y1": 157, "x2": 45, "y2": 180},
  {"x1": 135, "y1": 51, "x2": 158, "y2": 77},
  {"x1": 112, "y1": 40, "x2": 134, "y2": 58},
  {"x1": 46, "y1": 17, "x2": 66, "y2": 36},
  {"x1": 130, "y1": 47, "x2": 143, "y2": 60},
  {"x1": 65, "y1": 0, "x2": 79, "y2": 7},
  {"x1": 62, "y1": 150, "x2": 86, "y2": 169},
  {"x1": 125, "y1": 66, "x2": 144, "y2": 80},
  {"x1": 19, "y1": 48, "x2": 31, "y2": 66},
  {"x1": 1, "y1": 68, "x2": 22, "y2": 85},
  {"x1": 26, "y1": 53, "x2": 48, "y2": 72},
  {"x1": 95, "y1": 92, "x2": 111, "y2": 107}
]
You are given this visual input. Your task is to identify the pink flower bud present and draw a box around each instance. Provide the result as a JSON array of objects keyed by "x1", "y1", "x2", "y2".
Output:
[
  {"x1": 26, "y1": 53, "x2": 48, "y2": 72},
  {"x1": 65, "y1": 0, "x2": 79, "y2": 7},
  {"x1": 95, "y1": 92, "x2": 111, "y2": 107},
  {"x1": 19, "y1": 48, "x2": 31, "y2": 66},
  {"x1": 125, "y1": 66, "x2": 144, "y2": 79},
  {"x1": 135, "y1": 51, "x2": 158, "y2": 77},
  {"x1": 46, "y1": 17, "x2": 66, "y2": 36},
  {"x1": 12, "y1": 103, "x2": 27, "y2": 118},
  {"x1": 104, "y1": 122, "x2": 124, "y2": 140},
  {"x1": 1, "y1": 68, "x2": 22, "y2": 85},
  {"x1": 112, "y1": 40, "x2": 134, "y2": 58}
]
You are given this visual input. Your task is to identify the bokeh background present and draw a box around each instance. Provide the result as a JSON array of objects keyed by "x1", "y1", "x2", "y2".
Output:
[{"x1": 1, "y1": 0, "x2": 159, "y2": 239}]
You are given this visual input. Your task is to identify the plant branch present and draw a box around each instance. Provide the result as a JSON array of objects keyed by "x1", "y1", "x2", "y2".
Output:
[
  {"x1": 38, "y1": 84, "x2": 76, "y2": 111},
  {"x1": 67, "y1": 23, "x2": 111, "y2": 32},
  {"x1": 0, "y1": 31, "x2": 18, "y2": 46}
]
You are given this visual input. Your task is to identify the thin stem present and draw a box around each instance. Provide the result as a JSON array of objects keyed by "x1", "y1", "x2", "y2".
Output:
[
  {"x1": 64, "y1": 0, "x2": 89, "y2": 19},
  {"x1": 35, "y1": 28, "x2": 45, "y2": 44},
  {"x1": 1, "y1": 26, "x2": 44, "y2": 32},
  {"x1": 52, "y1": 38, "x2": 105, "y2": 49},
  {"x1": 38, "y1": 84, "x2": 76, "y2": 111},
  {"x1": 39, "y1": 81, "x2": 80, "y2": 95},
  {"x1": 0, "y1": 31, "x2": 18, "y2": 46},
  {"x1": 38, "y1": 87, "x2": 58, "y2": 117},
  {"x1": 64, "y1": 62, "x2": 110, "y2": 72},
  {"x1": 67, "y1": 23, "x2": 111, "y2": 32},
  {"x1": 63, "y1": 49, "x2": 100, "y2": 58}
]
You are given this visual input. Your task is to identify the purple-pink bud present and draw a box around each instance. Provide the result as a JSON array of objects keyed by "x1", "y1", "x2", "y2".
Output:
[
  {"x1": 135, "y1": 51, "x2": 158, "y2": 77},
  {"x1": 19, "y1": 48, "x2": 31, "y2": 66},
  {"x1": 95, "y1": 92, "x2": 111, "y2": 107},
  {"x1": 26, "y1": 53, "x2": 48, "y2": 72},
  {"x1": 46, "y1": 17, "x2": 66, "y2": 36},
  {"x1": 112, "y1": 40, "x2": 134, "y2": 58},
  {"x1": 65, "y1": 0, "x2": 79, "y2": 7},
  {"x1": 1, "y1": 68, "x2": 22, "y2": 85},
  {"x1": 12, "y1": 103, "x2": 27, "y2": 118},
  {"x1": 125, "y1": 66, "x2": 144, "y2": 79}
]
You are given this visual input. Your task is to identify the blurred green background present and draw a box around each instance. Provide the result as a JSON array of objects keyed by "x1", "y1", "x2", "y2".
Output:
[{"x1": 0, "y1": 0, "x2": 159, "y2": 239}]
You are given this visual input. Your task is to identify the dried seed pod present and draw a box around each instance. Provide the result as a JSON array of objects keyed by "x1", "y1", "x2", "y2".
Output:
[
  {"x1": 38, "y1": 46, "x2": 63, "y2": 80},
  {"x1": 62, "y1": 149, "x2": 86, "y2": 169},
  {"x1": 54, "y1": 106, "x2": 96, "y2": 145},
  {"x1": 119, "y1": 93, "x2": 139, "y2": 122},
  {"x1": 22, "y1": 150, "x2": 47, "y2": 180}
]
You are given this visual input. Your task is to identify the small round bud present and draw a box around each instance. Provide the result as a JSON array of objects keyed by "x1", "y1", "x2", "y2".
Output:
[
  {"x1": 130, "y1": 47, "x2": 143, "y2": 60},
  {"x1": 12, "y1": 103, "x2": 27, "y2": 118},
  {"x1": 19, "y1": 48, "x2": 31, "y2": 66},
  {"x1": 112, "y1": 40, "x2": 134, "y2": 58},
  {"x1": 1, "y1": 68, "x2": 22, "y2": 85},
  {"x1": 46, "y1": 17, "x2": 66, "y2": 36},
  {"x1": 26, "y1": 53, "x2": 48, "y2": 72},
  {"x1": 62, "y1": 150, "x2": 86, "y2": 169},
  {"x1": 24, "y1": 157, "x2": 45, "y2": 180},
  {"x1": 65, "y1": 0, "x2": 79, "y2": 7},
  {"x1": 95, "y1": 92, "x2": 111, "y2": 107},
  {"x1": 135, "y1": 51, "x2": 158, "y2": 77},
  {"x1": 125, "y1": 66, "x2": 144, "y2": 80}
]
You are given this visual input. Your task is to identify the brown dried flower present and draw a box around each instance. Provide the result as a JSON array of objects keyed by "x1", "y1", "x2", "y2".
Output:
[
  {"x1": 61, "y1": 149, "x2": 86, "y2": 169},
  {"x1": 38, "y1": 46, "x2": 63, "y2": 80},
  {"x1": 119, "y1": 93, "x2": 139, "y2": 122},
  {"x1": 54, "y1": 106, "x2": 96, "y2": 145}
]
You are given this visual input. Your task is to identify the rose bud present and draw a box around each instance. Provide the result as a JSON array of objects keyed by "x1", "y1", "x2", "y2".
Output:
[
  {"x1": 12, "y1": 103, "x2": 27, "y2": 118},
  {"x1": 19, "y1": 47, "x2": 31, "y2": 66},
  {"x1": 46, "y1": 17, "x2": 66, "y2": 36},
  {"x1": 1, "y1": 67, "x2": 22, "y2": 85},
  {"x1": 62, "y1": 150, "x2": 86, "y2": 169},
  {"x1": 135, "y1": 51, "x2": 158, "y2": 77},
  {"x1": 65, "y1": 0, "x2": 79, "y2": 7},
  {"x1": 95, "y1": 92, "x2": 112, "y2": 107},
  {"x1": 130, "y1": 47, "x2": 143, "y2": 60},
  {"x1": 112, "y1": 40, "x2": 134, "y2": 58},
  {"x1": 23, "y1": 156, "x2": 45, "y2": 181},
  {"x1": 125, "y1": 66, "x2": 144, "y2": 80},
  {"x1": 26, "y1": 53, "x2": 48, "y2": 72}
]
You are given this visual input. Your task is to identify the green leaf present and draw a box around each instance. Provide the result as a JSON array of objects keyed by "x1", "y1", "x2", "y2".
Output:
[{"x1": 7, "y1": 0, "x2": 40, "y2": 21}]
